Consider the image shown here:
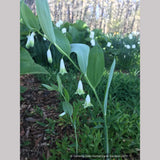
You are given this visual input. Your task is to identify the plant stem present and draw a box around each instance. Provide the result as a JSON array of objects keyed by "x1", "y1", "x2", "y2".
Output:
[
  {"x1": 104, "y1": 113, "x2": 109, "y2": 160},
  {"x1": 74, "y1": 123, "x2": 78, "y2": 154},
  {"x1": 84, "y1": 75, "x2": 103, "y2": 110}
]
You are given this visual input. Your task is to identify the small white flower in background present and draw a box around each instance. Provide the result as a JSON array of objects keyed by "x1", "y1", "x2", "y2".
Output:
[
  {"x1": 61, "y1": 28, "x2": 67, "y2": 34},
  {"x1": 47, "y1": 49, "x2": 52, "y2": 64},
  {"x1": 132, "y1": 44, "x2": 136, "y2": 49},
  {"x1": 90, "y1": 39, "x2": 95, "y2": 46},
  {"x1": 43, "y1": 34, "x2": 47, "y2": 41},
  {"x1": 56, "y1": 20, "x2": 63, "y2": 28},
  {"x1": 124, "y1": 55, "x2": 126, "y2": 58},
  {"x1": 59, "y1": 112, "x2": 66, "y2": 117},
  {"x1": 128, "y1": 33, "x2": 133, "y2": 40},
  {"x1": 124, "y1": 44, "x2": 131, "y2": 49},
  {"x1": 83, "y1": 94, "x2": 93, "y2": 109},
  {"x1": 138, "y1": 41, "x2": 140, "y2": 44},
  {"x1": 89, "y1": 31, "x2": 95, "y2": 39},
  {"x1": 75, "y1": 80, "x2": 85, "y2": 95},
  {"x1": 25, "y1": 32, "x2": 35, "y2": 49},
  {"x1": 59, "y1": 58, "x2": 67, "y2": 75},
  {"x1": 107, "y1": 42, "x2": 112, "y2": 47}
]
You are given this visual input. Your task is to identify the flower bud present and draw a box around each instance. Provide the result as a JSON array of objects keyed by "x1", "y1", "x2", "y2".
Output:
[
  {"x1": 128, "y1": 33, "x2": 133, "y2": 40},
  {"x1": 25, "y1": 32, "x2": 35, "y2": 49},
  {"x1": 132, "y1": 44, "x2": 136, "y2": 49},
  {"x1": 83, "y1": 94, "x2": 93, "y2": 109},
  {"x1": 90, "y1": 39, "x2": 95, "y2": 46},
  {"x1": 124, "y1": 44, "x2": 131, "y2": 49},
  {"x1": 43, "y1": 34, "x2": 47, "y2": 41},
  {"x1": 75, "y1": 80, "x2": 85, "y2": 95},
  {"x1": 59, "y1": 112, "x2": 66, "y2": 117},
  {"x1": 56, "y1": 20, "x2": 63, "y2": 28},
  {"x1": 89, "y1": 31, "x2": 95, "y2": 39},
  {"x1": 107, "y1": 42, "x2": 111, "y2": 47},
  {"x1": 61, "y1": 28, "x2": 67, "y2": 33},
  {"x1": 59, "y1": 58, "x2": 67, "y2": 75},
  {"x1": 47, "y1": 49, "x2": 53, "y2": 64}
]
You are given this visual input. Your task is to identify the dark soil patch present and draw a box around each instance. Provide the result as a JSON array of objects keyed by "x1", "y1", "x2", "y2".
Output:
[{"x1": 20, "y1": 75, "x2": 73, "y2": 160}]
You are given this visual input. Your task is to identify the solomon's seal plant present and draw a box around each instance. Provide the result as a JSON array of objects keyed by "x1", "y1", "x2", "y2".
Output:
[
  {"x1": 75, "y1": 80, "x2": 85, "y2": 95},
  {"x1": 47, "y1": 49, "x2": 52, "y2": 64},
  {"x1": 89, "y1": 31, "x2": 95, "y2": 39},
  {"x1": 59, "y1": 58, "x2": 67, "y2": 75},
  {"x1": 56, "y1": 20, "x2": 63, "y2": 28},
  {"x1": 83, "y1": 94, "x2": 93, "y2": 108},
  {"x1": 21, "y1": 0, "x2": 116, "y2": 159},
  {"x1": 90, "y1": 39, "x2": 95, "y2": 46},
  {"x1": 61, "y1": 27, "x2": 67, "y2": 34},
  {"x1": 25, "y1": 32, "x2": 35, "y2": 49}
]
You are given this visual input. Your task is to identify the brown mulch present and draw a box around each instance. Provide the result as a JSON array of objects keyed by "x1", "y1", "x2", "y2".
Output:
[{"x1": 20, "y1": 75, "x2": 73, "y2": 160}]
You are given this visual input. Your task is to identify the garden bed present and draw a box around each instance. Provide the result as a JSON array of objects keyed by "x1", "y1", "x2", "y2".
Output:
[{"x1": 20, "y1": 75, "x2": 74, "y2": 160}]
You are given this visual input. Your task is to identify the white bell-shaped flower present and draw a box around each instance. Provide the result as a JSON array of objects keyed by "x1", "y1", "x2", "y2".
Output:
[
  {"x1": 56, "y1": 20, "x2": 63, "y2": 28},
  {"x1": 43, "y1": 34, "x2": 47, "y2": 41},
  {"x1": 90, "y1": 39, "x2": 95, "y2": 46},
  {"x1": 83, "y1": 94, "x2": 93, "y2": 109},
  {"x1": 107, "y1": 42, "x2": 111, "y2": 47},
  {"x1": 128, "y1": 33, "x2": 133, "y2": 40},
  {"x1": 61, "y1": 28, "x2": 67, "y2": 33},
  {"x1": 124, "y1": 44, "x2": 131, "y2": 49},
  {"x1": 89, "y1": 31, "x2": 95, "y2": 39},
  {"x1": 59, "y1": 58, "x2": 67, "y2": 75},
  {"x1": 132, "y1": 44, "x2": 136, "y2": 49},
  {"x1": 47, "y1": 49, "x2": 53, "y2": 64},
  {"x1": 75, "y1": 80, "x2": 85, "y2": 95},
  {"x1": 25, "y1": 32, "x2": 35, "y2": 49},
  {"x1": 59, "y1": 112, "x2": 66, "y2": 117}
]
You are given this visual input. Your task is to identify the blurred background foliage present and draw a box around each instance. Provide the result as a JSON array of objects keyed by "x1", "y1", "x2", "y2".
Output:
[{"x1": 24, "y1": 0, "x2": 140, "y2": 34}]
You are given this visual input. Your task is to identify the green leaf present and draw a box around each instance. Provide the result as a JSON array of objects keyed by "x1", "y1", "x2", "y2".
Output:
[
  {"x1": 71, "y1": 43, "x2": 90, "y2": 74},
  {"x1": 63, "y1": 88, "x2": 70, "y2": 102},
  {"x1": 54, "y1": 27, "x2": 71, "y2": 56},
  {"x1": 103, "y1": 58, "x2": 116, "y2": 115},
  {"x1": 62, "y1": 101, "x2": 73, "y2": 117},
  {"x1": 42, "y1": 84, "x2": 58, "y2": 91},
  {"x1": 20, "y1": 47, "x2": 49, "y2": 75},
  {"x1": 72, "y1": 103, "x2": 79, "y2": 124},
  {"x1": 57, "y1": 74, "x2": 63, "y2": 94},
  {"x1": 20, "y1": 1, "x2": 40, "y2": 30},
  {"x1": 36, "y1": 0, "x2": 56, "y2": 43},
  {"x1": 87, "y1": 46, "x2": 105, "y2": 88}
]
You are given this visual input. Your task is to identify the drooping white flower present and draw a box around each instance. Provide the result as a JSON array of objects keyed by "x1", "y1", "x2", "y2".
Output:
[
  {"x1": 75, "y1": 80, "x2": 85, "y2": 95},
  {"x1": 124, "y1": 44, "x2": 131, "y2": 49},
  {"x1": 25, "y1": 32, "x2": 35, "y2": 49},
  {"x1": 89, "y1": 31, "x2": 95, "y2": 39},
  {"x1": 43, "y1": 34, "x2": 47, "y2": 41},
  {"x1": 59, "y1": 112, "x2": 66, "y2": 117},
  {"x1": 61, "y1": 28, "x2": 67, "y2": 33},
  {"x1": 83, "y1": 94, "x2": 93, "y2": 109},
  {"x1": 47, "y1": 49, "x2": 52, "y2": 64},
  {"x1": 128, "y1": 33, "x2": 133, "y2": 40},
  {"x1": 107, "y1": 42, "x2": 112, "y2": 47},
  {"x1": 90, "y1": 39, "x2": 95, "y2": 46},
  {"x1": 137, "y1": 41, "x2": 140, "y2": 45},
  {"x1": 56, "y1": 20, "x2": 63, "y2": 28},
  {"x1": 132, "y1": 44, "x2": 136, "y2": 49},
  {"x1": 59, "y1": 58, "x2": 67, "y2": 75}
]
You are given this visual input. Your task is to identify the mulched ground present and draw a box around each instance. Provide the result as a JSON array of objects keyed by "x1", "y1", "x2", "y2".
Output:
[{"x1": 20, "y1": 75, "x2": 73, "y2": 160}]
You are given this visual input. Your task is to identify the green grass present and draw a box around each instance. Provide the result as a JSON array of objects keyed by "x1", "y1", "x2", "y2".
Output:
[{"x1": 35, "y1": 69, "x2": 140, "y2": 159}]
